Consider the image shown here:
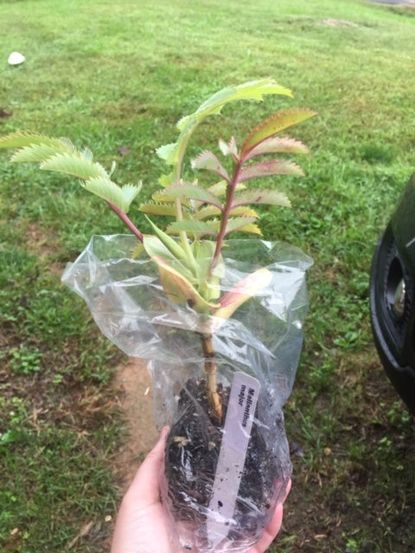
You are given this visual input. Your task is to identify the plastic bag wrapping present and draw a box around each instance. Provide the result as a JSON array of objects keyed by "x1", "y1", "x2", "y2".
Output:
[{"x1": 62, "y1": 235, "x2": 312, "y2": 552}]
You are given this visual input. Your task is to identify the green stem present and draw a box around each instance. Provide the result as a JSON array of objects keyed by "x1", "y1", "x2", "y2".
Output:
[{"x1": 174, "y1": 135, "x2": 198, "y2": 273}]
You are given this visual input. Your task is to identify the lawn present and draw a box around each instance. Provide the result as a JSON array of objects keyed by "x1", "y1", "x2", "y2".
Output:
[{"x1": 1, "y1": 0, "x2": 415, "y2": 551}]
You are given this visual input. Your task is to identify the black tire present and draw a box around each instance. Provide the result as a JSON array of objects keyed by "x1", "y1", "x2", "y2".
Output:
[{"x1": 369, "y1": 224, "x2": 415, "y2": 415}]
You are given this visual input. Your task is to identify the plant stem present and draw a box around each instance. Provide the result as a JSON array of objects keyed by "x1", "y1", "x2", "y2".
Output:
[
  {"x1": 200, "y1": 333, "x2": 223, "y2": 421},
  {"x1": 210, "y1": 160, "x2": 242, "y2": 271},
  {"x1": 174, "y1": 144, "x2": 198, "y2": 273},
  {"x1": 200, "y1": 161, "x2": 243, "y2": 419},
  {"x1": 108, "y1": 202, "x2": 144, "y2": 242},
  {"x1": 175, "y1": 197, "x2": 198, "y2": 273},
  {"x1": 175, "y1": 130, "x2": 222, "y2": 419}
]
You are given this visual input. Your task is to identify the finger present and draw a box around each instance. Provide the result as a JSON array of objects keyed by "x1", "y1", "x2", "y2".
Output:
[
  {"x1": 126, "y1": 426, "x2": 169, "y2": 506},
  {"x1": 251, "y1": 504, "x2": 284, "y2": 553},
  {"x1": 249, "y1": 479, "x2": 291, "y2": 553},
  {"x1": 283, "y1": 479, "x2": 292, "y2": 502}
]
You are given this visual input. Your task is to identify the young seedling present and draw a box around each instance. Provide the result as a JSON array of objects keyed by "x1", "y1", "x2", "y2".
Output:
[{"x1": 0, "y1": 79, "x2": 315, "y2": 421}]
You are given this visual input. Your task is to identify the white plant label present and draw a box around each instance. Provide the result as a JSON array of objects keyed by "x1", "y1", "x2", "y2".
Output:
[{"x1": 207, "y1": 371, "x2": 261, "y2": 548}]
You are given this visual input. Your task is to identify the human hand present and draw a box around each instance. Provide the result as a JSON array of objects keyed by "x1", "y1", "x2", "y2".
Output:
[
  {"x1": 248, "y1": 479, "x2": 291, "y2": 553},
  {"x1": 111, "y1": 426, "x2": 173, "y2": 553},
  {"x1": 111, "y1": 427, "x2": 290, "y2": 553}
]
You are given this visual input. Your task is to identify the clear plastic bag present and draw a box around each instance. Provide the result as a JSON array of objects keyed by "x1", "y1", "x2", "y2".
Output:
[{"x1": 62, "y1": 235, "x2": 312, "y2": 552}]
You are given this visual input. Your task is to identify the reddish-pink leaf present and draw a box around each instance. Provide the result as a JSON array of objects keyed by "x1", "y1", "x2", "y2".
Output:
[
  {"x1": 240, "y1": 108, "x2": 316, "y2": 159},
  {"x1": 231, "y1": 189, "x2": 291, "y2": 208},
  {"x1": 191, "y1": 150, "x2": 230, "y2": 181},
  {"x1": 244, "y1": 136, "x2": 309, "y2": 161},
  {"x1": 218, "y1": 136, "x2": 239, "y2": 160},
  {"x1": 239, "y1": 159, "x2": 304, "y2": 182},
  {"x1": 224, "y1": 217, "x2": 257, "y2": 235},
  {"x1": 213, "y1": 268, "x2": 272, "y2": 320}
]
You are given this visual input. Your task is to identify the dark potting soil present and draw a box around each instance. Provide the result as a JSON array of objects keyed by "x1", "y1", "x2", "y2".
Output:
[{"x1": 164, "y1": 378, "x2": 287, "y2": 543}]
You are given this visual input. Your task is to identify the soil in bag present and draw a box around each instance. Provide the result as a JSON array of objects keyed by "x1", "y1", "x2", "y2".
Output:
[{"x1": 165, "y1": 377, "x2": 288, "y2": 546}]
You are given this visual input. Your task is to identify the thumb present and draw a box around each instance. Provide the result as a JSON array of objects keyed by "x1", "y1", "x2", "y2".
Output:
[{"x1": 126, "y1": 426, "x2": 169, "y2": 506}]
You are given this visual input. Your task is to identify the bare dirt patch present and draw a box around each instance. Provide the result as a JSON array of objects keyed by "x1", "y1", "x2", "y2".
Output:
[
  {"x1": 113, "y1": 357, "x2": 158, "y2": 488},
  {"x1": 26, "y1": 222, "x2": 57, "y2": 257},
  {"x1": 321, "y1": 18, "x2": 359, "y2": 28},
  {"x1": 25, "y1": 222, "x2": 65, "y2": 276}
]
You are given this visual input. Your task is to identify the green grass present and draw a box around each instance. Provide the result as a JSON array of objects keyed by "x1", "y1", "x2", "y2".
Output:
[{"x1": 1, "y1": 0, "x2": 415, "y2": 551}]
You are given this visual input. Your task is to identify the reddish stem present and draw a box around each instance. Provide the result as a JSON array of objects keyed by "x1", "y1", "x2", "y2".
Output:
[
  {"x1": 210, "y1": 160, "x2": 242, "y2": 270},
  {"x1": 108, "y1": 202, "x2": 144, "y2": 242}
]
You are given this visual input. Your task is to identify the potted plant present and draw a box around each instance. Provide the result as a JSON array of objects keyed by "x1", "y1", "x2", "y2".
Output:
[{"x1": 0, "y1": 79, "x2": 315, "y2": 552}]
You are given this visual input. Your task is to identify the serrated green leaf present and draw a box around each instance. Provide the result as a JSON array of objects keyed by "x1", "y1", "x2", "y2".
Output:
[
  {"x1": 194, "y1": 205, "x2": 221, "y2": 220},
  {"x1": 178, "y1": 79, "x2": 293, "y2": 131},
  {"x1": 154, "y1": 184, "x2": 222, "y2": 208},
  {"x1": 139, "y1": 202, "x2": 177, "y2": 216},
  {"x1": 0, "y1": 132, "x2": 69, "y2": 150},
  {"x1": 239, "y1": 160, "x2": 304, "y2": 182},
  {"x1": 238, "y1": 223, "x2": 262, "y2": 235},
  {"x1": 241, "y1": 108, "x2": 317, "y2": 158},
  {"x1": 0, "y1": 132, "x2": 143, "y2": 215},
  {"x1": 158, "y1": 171, "x2": 175, "y2": 187},
  {"x1": 158, "y1": 79, "x2": 293, "y2": 168},
  {"x1": 225, "y1": 217, "x2": 257, "y2": 235},
  {"x1": 229, "y1": 206, "x2": 259, "y2": 218},
  {"x1": 195, "y1": 205, "x2": 258, "y2": 220},
  {"x1": 170, "y1": 214, "x2": 262, "y2": 237},
  {"x1": 232, "y1": 189, "x2": 291, "y2": 208},
  {"x1": 120, "y1": 183, "x2": 143, "y2": 212},
  {"x1": 167, "y1": 219, "x2": 218, "y2": 236},
  {"x1": 208, "y1": 180, "x2": 246, "y2": 197},
  {"x1": 156, "y1": 143, "x2": 176, "y2": 162},
  {"x1": 81, "y1": 147, "x2": 94, "y2": 161},
  {"x1": 83, "y1": 178, "x2": 141, "y2": 212},
  {"x1": 41, "y1": 152, "x2": 108, "y2": 180},
  {"x1": 11, "y1": 144, "x2": 71, "y2": 163}
]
